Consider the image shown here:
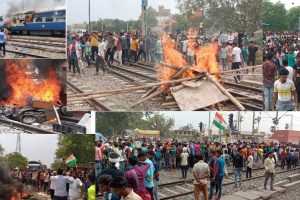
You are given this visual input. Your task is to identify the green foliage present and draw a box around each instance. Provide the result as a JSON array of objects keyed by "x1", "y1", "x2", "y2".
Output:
[
  {"x1": 96, "y1": 112, "x2": 174, "y2": 137},
  {"x1": 287, "y1": 6, "x2": 300, "y2": 31},
  {"x1": 5, "y1": 152, "x2": 28, "y2": 169},
  {"x1": 263, "y1": 0, "x2": 288, "y2": 31},
  {"x1": 263, "y1": 1, "x2": 299, "y2": 31},
  {"x1": 51, "y1": 135, "x2": 94, "y2": 170},
  {"x1": 176, "y1": 0, "x2": 262, "y2": 33},
  {"x1": 89, "y1": 7, "x2": 158, "y2": 33}
]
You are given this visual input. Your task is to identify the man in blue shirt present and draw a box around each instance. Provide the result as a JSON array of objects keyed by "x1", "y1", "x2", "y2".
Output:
[
  {"x1": 209, "y1": 150, "x2": 225, "y2": 200},
  {"x1": 0, "y1": 29, "x2": 6, "y2": 57},
  {"x1": 138, "y1": 151, "x2": 155, "y2": 200}
]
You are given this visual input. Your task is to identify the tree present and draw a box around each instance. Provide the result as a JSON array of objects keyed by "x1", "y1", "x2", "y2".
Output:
[
  {"x1": 263, "y1": 0, "x2": 288, "y2": 31},
  {"x1": 146, "y1": 113, "x2": 174, "y2": 137},
  {"x1": 287, "y1": 6, "x2": 300, "y2": 31},
  {"x1": 96, "y1": 112, "x2": 146, "y2": 137},
  {"x1": 51, "y1": 135, "x2": 94, "y2": 170},
  {"x1": 5, "y1": 152, "x2": 28, "y2": 169},
  {"x1": 176, "y1": 0, "x2": 262, "y2": 33}
]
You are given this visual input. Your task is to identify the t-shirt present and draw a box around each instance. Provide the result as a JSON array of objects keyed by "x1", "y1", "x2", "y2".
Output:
[
  {"x1": 182, "y1": 40, "x2": 188, "y2": 53},
  {"x1": 274, "y1": 79, "x2": 296, "y2": 101},
  {"x1": 192, "y1": 160, "x2": 209, "y2": 184},
  {"x1": 156, "y1": 40, "x2": 163, "y2": 54},
  {"x1": 88, "y1": 184, "x2": 96, "y2": 200},
  {"x1": 232, "y1": 47, "x2": 242, "y2": 63},
  {"x1": 263, "y1": 60, "x2": 277, "y2": 87},
  {"x1": 286, "y1": 53, "x2": 296, "y2": 67},
  {"x1": 219, "y1": 47, "x2": 228, "y2": 59},
  {"x1": 169, "y1": 147, "x2": 177, "y2": 158},
  {"x1": 105, "y1": 192, "x2": 119, "y2": 200},
  {"x1": 216, "y1": 157, "x2": 225, "y2": 177},
  {"x1": 53, "y1": 175, "x2": 70, "y2": 197},
  {"x1": 248, "y1": 46, "x2": 258, "y2": 59},
  {"x1": 247, "y1": 155, "x2": 254, "y2": 168},
  {"x1": 90, "y1": 35, "x2": 99, "y2": 46},
  {"x1": 181, "y1": 152, "x2": 189, "y2": 166},
  {"x1": 130, "y1": 39, "x2": 139, "y2": 52},
  {"x1": 285, "y1": 66, "x2": 294, "y2": 81}
]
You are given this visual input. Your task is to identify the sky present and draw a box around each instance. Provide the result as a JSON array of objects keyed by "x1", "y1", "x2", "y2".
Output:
[
  {"x1": 270, "y1": 0, "x2": 300, "y2": 9},
  {"x1": 0, "y1": 134, "x2": 58, "y2": 167},
  {"x1": 67, "y1": 0, "x2": 179, "y2": 25},
  {"x1": 159, "y1": 111, "x2": 300, "y2": 134}
]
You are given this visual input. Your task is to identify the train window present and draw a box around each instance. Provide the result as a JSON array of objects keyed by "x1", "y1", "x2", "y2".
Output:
[
  {"x1": 35, "y1": 17, "x2": 43, "y2": 22},
  {"x1": 56, "y1": 16, "x2": 65, "y2": 22},
  {"x1": 46, "y1": 17, "x2": 54, "y2": 22}
]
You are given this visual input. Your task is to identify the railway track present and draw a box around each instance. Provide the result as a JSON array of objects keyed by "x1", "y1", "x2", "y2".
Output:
[
  {"x1": 66, "y1": 79, "x2": 113, "y2": 111},
  {"x1": 0, "y1": 117, "x2": 58, "y2": 134},
  {"x1": 67, "y1": 60, "x2": 263, "y2": 111},
  {"x1": 158, "y1": 166, "x2": 300, "y2": 200},
  {"x1": 5, "y1": 35, "x2": 66, "y2": 59}
]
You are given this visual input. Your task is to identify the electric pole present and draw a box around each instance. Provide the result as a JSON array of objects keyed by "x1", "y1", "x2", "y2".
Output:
[
  {"x1": 88, "y1": 0, "x2": 91, "y2": 32},
  {"x1": 252, "y1": 111, "x2": 255, "y2": 143},
  {"x1": 15, "y1": 133, "x2": 21, "y2": 154}
]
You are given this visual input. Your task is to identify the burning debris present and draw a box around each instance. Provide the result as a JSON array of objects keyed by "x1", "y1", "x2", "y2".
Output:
[
  {"x1": 0, "y1": 164, "x2": 33, "y2": 200},
  {"x1": 0, "y1": 60, "x2": 62, "y2": 107}
]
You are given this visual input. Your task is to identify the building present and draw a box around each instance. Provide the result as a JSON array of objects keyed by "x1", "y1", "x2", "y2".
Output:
[
  {"x1": 271, "y1": 130, "x2": 300, "y2": 144},
  {"x1": 157, "y1": 5, "x2": 171, "y2": 28},
  {"x1": 172, "y1": 130, "x2": 197, "y2": 138},
  {"x1": 134, "y1": 129, "x2": 160, "y2": 138}
]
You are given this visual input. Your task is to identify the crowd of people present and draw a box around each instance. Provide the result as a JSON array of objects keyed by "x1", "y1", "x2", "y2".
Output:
[
  {"x1": 263, "y1": 31, "x2": 300, "y2": 111},
  {"x1": 10, "y1": 167, "x2": 96, "y2": 200},
  {"x1": 95, "y1": 137, "x2": 300, "y2": 200},
  {"x1": 67, "y1": 31, "x2": 163, "y2": 76},
  {"x1": 67, "y1": 30, "x2": 258, "y2": 78}
]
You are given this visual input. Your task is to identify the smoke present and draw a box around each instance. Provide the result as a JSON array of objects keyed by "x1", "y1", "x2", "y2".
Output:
[
  {"x1": 0, "y1": 164, "x2": 23, "y2": 199},
  {"x1": 7, "y1": 0, "x2": 66, "y2": 15}
]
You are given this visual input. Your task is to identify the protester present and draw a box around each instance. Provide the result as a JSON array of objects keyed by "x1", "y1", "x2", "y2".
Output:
[{"x1": 264, "y1": 152, "x2": 275, "y2": 190}]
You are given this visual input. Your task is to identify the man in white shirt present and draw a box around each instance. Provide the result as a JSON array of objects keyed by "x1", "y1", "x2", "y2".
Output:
[
  {"x1": 282, "y1": 58, "x2": 294, "y2": 81},
  {"x1": 96, "y1": 36, "x2": 107, "y2": 75},
  {"x1": 193, "y1": 154, "x2": 209, "y2": 200},
  {"x1": 52, "y1": 169, "x2": 70, "y2": 200},
  {"x1": 246, "y1": 153, "x2": 254, "y2": 178},
  {"x1": 264, "y1": 152, "x2": 275, "y2": 190},
  {"x1": 228, "y1": 32, "x2": 235, "y2": 44},
  {"x1": 68, "y1": 172, "x2": 83, "y2": 200},
  {"x1": 50, "y1": 171, "x2": 57, "y2": 200},
  {"x1": 232, "y1": 42, "x2": 243, "y2": 80}
]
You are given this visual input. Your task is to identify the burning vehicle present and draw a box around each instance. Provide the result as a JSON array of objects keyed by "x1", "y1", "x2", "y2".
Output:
[{"x1": 0, "y1": 59, "x2": 91, "y2": 134}]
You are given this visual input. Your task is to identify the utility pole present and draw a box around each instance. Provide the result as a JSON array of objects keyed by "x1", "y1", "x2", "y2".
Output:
[
  {"x1": 141, "y1": 0, "x2": 148, "y2": 36},
  {"x1": 252, "y1": 111, "x2": 255, "y2": 143},
  {"x1": 88, "y1": 0, "x2": 91, "y2": 32},
  {"x1": 208, "y1": 111, "x2": 211, "y2": 141},
  {"x1": 15, "y1": 133, "x2": 21, "y2": 154}
]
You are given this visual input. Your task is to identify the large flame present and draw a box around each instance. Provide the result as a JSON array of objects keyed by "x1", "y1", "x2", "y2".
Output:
[
  {"x1": 4, "y1": 60, "x2": 61, "y2": 106},
  {"x1": 157, "y1": 29, "x2": 220, "y2": 91}
]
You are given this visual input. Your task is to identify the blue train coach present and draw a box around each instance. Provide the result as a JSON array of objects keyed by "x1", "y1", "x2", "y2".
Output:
[{"x1": 1, "y1": 9, "x2": 66, "y2": 36}]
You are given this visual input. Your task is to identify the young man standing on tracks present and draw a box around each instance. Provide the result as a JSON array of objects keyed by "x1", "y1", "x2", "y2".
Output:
[
  {"x1": 232, "y1": 42, "x2": 244, "y2": 80},
  {"x1": 246, "y1": 152, "x2": 254, "y2": 178},
  {"x1": 272, "y1": 67, "x2": 298, "y2": 111},
  {"x1": 263, "y1": 52, "x2": 277, "y2": 111},
  {"x1": 264, "y1": 152, "x2": 275, "y2": 190},
  {"x1": 209, "y1": 151, "x2": 225, "y2": 200},
  {"x1": 96, "y1": 36, "x2": 107, "y2": 75},
  {"x1": 193, "y1": 154, "x2": 209, "y2": 200},
  {"x1": 0, "y1": 29, "x2": 6, "y2": 57},
  {"x1": 233, "y1": 147, "x2": 244, "y2": 187}
]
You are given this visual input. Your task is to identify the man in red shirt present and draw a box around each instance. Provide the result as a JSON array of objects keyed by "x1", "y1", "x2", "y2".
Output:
[{"x1": 263, "y1": 52, "x2": 277, "y2": 111}]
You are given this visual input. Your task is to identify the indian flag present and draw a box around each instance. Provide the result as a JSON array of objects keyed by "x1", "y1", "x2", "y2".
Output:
[
  {"x1": 65, "y1": 154, "x2": 77, "y2": 167},
  {"x1": 213, "y1": 112, "x2": 227, "y2": 130}
]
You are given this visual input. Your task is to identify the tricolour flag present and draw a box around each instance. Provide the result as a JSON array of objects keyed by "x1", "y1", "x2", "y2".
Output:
[
  {"x1": 65, "y1": 154, "x2": 77, "y2": 167},
  {"x1": 213, "y1": 112, "x2": 227, "y2": 130}
]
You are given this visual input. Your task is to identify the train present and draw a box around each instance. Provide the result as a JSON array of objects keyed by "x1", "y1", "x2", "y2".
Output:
[{"x1": 0, "y1": 9, "x2": 66, "y2": 36}]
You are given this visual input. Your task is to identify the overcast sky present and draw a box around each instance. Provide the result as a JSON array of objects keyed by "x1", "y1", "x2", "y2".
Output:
[
  {"x1": 0, "y1": 134, "x2": 58, "y2": 167},
  {"x1": 270, "y1": 0, "x2": 300, "y2": 9},
  {"x1": 159, "y1": 111, "x2": 300, "y2": 134},
  {"x1": 67, "y1": 0, "x2": 179, "y2": 25}
]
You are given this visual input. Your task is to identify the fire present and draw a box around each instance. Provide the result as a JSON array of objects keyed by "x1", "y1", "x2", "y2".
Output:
[
  {"x1": 157, "y1": 30, "x2": 220, "y2": 91},
  {"x1": 4, "y1": 60, "x2": 61, "y2": 107}
]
